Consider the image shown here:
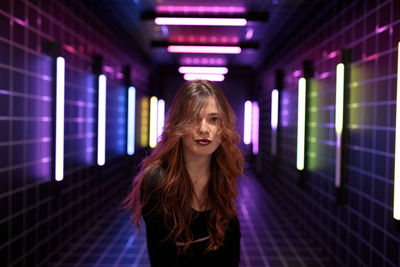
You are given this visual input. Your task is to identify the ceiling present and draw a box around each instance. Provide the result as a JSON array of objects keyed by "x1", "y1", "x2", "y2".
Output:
[{"x1": 87, "y1": 0, "x2": 325, "y2": 71}]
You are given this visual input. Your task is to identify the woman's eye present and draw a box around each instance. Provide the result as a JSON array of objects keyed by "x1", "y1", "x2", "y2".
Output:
[{"x1": 209, "y1": 117, "x2": 219, "y2": 123}]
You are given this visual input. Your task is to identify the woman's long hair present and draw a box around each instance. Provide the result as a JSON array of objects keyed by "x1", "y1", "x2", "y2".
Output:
[{"x1": 123, "y1": 80, "x2": 244, "y2": 253}]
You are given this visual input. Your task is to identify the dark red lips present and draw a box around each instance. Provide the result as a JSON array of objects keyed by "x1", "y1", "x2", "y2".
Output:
[{"x1": 196, "y1": 139, "x2": 211, "y2": 146}]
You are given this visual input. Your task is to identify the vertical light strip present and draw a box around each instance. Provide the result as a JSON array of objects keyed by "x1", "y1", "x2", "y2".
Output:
[
  {"x1": 149, "y1": 96, "x2": 158, "y2": 148},
  {"x1": 55, "y1": 57, "x2": 65, "y2": 181},
  {"x1": 252, "y1": 102, "x2": 259, "y2": 154},
  {"x1": 244, "y1": 100, "x2": 252, "y2": 145},
  {"x1": 127, "y1": 86, "x2": 136, "y2": 155},
  {"x1": 97, "y1": 74, "x2": 106, "y2": 166},
  {"x1": 157, "y1": 99, "x2": 165, "y2": 141},
  {"x1": 335, "y1": 63, "x2": 345, "y2": 187},
  {"x1": 271, "y1": 89, "x2": 279, "y2": 156},
  {"x1": 394, "y1": 42, "x2": 400, "y2": 220},
  {"x1": 296, "y1": 78, "x2": 306, "y2": 170},
  {"x1": 140, "y1": 97, "x2": 149, "y2": 147}
]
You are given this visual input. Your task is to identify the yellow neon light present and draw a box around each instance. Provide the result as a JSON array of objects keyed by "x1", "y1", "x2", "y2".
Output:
[{"x1": 140, "y1": 97, "x2": 149, "y2": 147}]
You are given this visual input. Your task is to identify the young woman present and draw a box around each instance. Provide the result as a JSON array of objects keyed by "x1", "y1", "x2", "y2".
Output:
[{"x1": 124, "y1": 80, "x2": 244, "y2": 266}]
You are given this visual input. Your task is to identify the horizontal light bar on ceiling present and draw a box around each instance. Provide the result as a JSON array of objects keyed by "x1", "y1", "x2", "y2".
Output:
[
  {"x1": 178, "y1": 66, "x2": 228, "y2": 74},
  {"x1": 156, "y1": 6, "x2": 246, "y2": 14},
  {"x1": 141, "y1": 11, "x2": 269, "y2": 21},
  {"x1": 155, "y1": 17, "x2": 247, "y2": 26},
  {"x1": 183, "y1": 73, "x2": 225, "y2": 81},
  {"x1": 152, "y1": 40, "x2": 259, "y2": 49},
  {"x1": 168, "y1": 45, "x2": 241, "y2": 54}
]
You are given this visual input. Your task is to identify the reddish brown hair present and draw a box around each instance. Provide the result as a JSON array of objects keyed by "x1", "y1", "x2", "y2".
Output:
[{"x1": 123, "y1": 80, "x2": 244, "y2": 253}]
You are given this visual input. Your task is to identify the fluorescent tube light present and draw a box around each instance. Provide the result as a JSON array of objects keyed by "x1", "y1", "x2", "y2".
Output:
[
  {"x1": 155, "y1": 17, "x2": 247, "y2": 26},
  {"x1": 335, "y1": 63, "x2": 344, "y2": 187},
  {"x1": 149, "y1": 96, "x2": 158, "y2": 148},
  {"x1": 271, "y1": 89, "x2": 279, "y2": 156},
  {"x1": 127, "y1": 86, "x2": 136, "y2": 155},
  {"x1": 394, "y1": 42, "x2": 400, "y2": 220},
  {"x1": 157, "y1": 99, "x2": 165, "y2": 141},
  {"x1": 178, "y1": 66, "x2": 228, "y2": 74},
  {"x1": 168, "y1": 45, "x2": 241, "y2": 54},
  {"x1": 296, "y1": 78, "x2": 306, "y2": 171},
  {"x1": 55, "y1": 57, "x2": 65, "y2": 181},
  {"x1": 97, "y1": 74, "x2": 106, "y2": 166},
  {"x1": 252, "y1": 102, "x2": 259, "y2": 154},
  {"x1": 183, "y1": 73, "x2": 225, "y2": 81},
  {"x1": 244, "y1": 100, "x2": 252, "y2": 145}
]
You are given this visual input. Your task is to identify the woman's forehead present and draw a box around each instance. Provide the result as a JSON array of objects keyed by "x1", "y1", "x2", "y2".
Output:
[{"x1": 199, "y1": 97, "x2": 219, "y2": 114}]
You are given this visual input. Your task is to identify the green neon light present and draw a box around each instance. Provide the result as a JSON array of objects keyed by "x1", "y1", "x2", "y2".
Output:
[
  {"x1": 394, "y1": 42, "x2": 400, "y2": 220},
  {"x1": 296, "y1": 78, "x2": 306, "y2": 170}
]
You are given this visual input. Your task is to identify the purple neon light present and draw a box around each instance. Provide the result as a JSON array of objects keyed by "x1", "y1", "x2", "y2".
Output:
[
  {"x1": 252, "y1": 102, "x2": 259, "y2": 155},
  {"x1": 183, "y1": 73, "x2": 225, "y2": 81},
  {"x1": 156, "y1": 6, "x2": 246, "y2": 14},
  {"x1": 181, "y1": 57, "x2": 226, "y2": 65},
  {"x1": 168, "y1": 45, "x2": 241, "y2": 54},
  {"x1": 178, "y1": 66, "x2": 228, "y2": 74},
  {"x1": 244, "y1": 100, "x2": 252, "y2": 145},
  {"x1": 155, "y1": 17, "x2": 247, "y2": 26}
]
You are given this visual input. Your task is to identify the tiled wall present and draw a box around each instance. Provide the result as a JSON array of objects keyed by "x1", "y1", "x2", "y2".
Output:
[
  {"x1": 0, "y1": 0, "x2": 150, "y2": 266},
  {"x1": 257, "y1": 0, "x2": 400, "y2": 266}
]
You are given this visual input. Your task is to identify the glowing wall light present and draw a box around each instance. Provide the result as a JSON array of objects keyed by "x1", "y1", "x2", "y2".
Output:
[
  {"x1": 178, "y1": 66, "x2": 228, "y2": 75},
  {"x1": 335, "y1": 63, "x2": 344, "y2": 187},
  {"x1": 149, "y1": 96, "x2": 158, "y2": 148},
  {"x1": 168, "y1": 45, "x2": 241, "y2": 54},
  {"x1": 183, "y1": 73, "x2": 224, "y2": 81},
  {"x1": 394, "y1": 42, "x2": 400, "y2": 220},
  {"x1": 271, "y1": 89, "x2": 279, "y2": 156},
  {"x1": 296, "y1": 78, "x2": 306, "y2": 170},
  {"x1": 157, "y1": 99, "x2": 165, "y2": 141},
  {"x1": 244, "y1": 100, "x2": 252, "y2": 145},
  {"x1": 140, "y1": 97, "x2": 149, "y2": 147},
  {"x1": 127, "y1": 86, "x2": 136, "y2": 155},
  {"x1": 251, "y1": 102, "x2": 259, "y2": 154},
  {"x1": 155, "y1": 17, "x2": 247, "y2": 26},
  {"x1": 55, "y1": 57, "x2": 65, "y2": 181},
  {"x1": 156, "y1": 6, "x2": 246, "y2": 14},
  {"x1": 97, "y1": 74, "x2": 107, "y2": 166}
]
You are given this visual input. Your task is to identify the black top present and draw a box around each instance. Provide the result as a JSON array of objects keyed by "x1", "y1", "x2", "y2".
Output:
[{"x1": 141, "y1": 167, "x2": 241, "y2": 267}]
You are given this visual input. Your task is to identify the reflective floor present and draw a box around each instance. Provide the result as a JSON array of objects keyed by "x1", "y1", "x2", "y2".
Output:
[{"x1": 51, "y1": 172, "x2": 334, "y2": 267}]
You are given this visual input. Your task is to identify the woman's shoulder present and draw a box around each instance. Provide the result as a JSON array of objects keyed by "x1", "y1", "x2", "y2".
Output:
[{"x1": 141, "y1": 164, "x2": 165, "y2": 194}]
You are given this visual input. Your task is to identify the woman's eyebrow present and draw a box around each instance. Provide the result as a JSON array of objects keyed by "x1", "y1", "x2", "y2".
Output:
[{"x1": 207, "y1": 112, "x2": 219, "y2": 116}]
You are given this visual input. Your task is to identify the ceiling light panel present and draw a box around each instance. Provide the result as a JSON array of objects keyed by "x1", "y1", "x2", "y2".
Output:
[
  {"x1": 178, "y1": 66, "x2": 228, "y2": 74},
  {"x1": 168, "y1": 45, "x2": 241, "y2": 54},
  {"x1": 155, "y1": 17, "x2": 247, "y2": 26},
  {"x1": 156, "y1": 6, "x2": 246, "y2": 14}
]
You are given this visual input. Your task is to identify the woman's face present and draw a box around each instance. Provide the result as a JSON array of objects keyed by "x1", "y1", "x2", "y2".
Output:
[{"x1": 182, "y1": 97, "x2": 221, "y2": 159}]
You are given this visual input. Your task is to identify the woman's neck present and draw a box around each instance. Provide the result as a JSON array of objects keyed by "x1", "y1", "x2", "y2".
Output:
[
  {"x1": 183, "y1": 152, "x2": 211, "y2": 211},
  {"x1": 183, "y1": 153, "x2": 211, "y2": 184}
]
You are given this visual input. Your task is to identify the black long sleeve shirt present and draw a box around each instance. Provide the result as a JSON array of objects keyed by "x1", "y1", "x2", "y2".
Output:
[{"x1": 141, "y1": 168, "x2": 241, "y2": 267}]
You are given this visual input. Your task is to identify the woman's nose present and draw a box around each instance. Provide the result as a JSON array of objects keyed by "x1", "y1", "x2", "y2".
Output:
[{"x1": 198, "y1": 119, "x2": 210, "y2": 134}]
